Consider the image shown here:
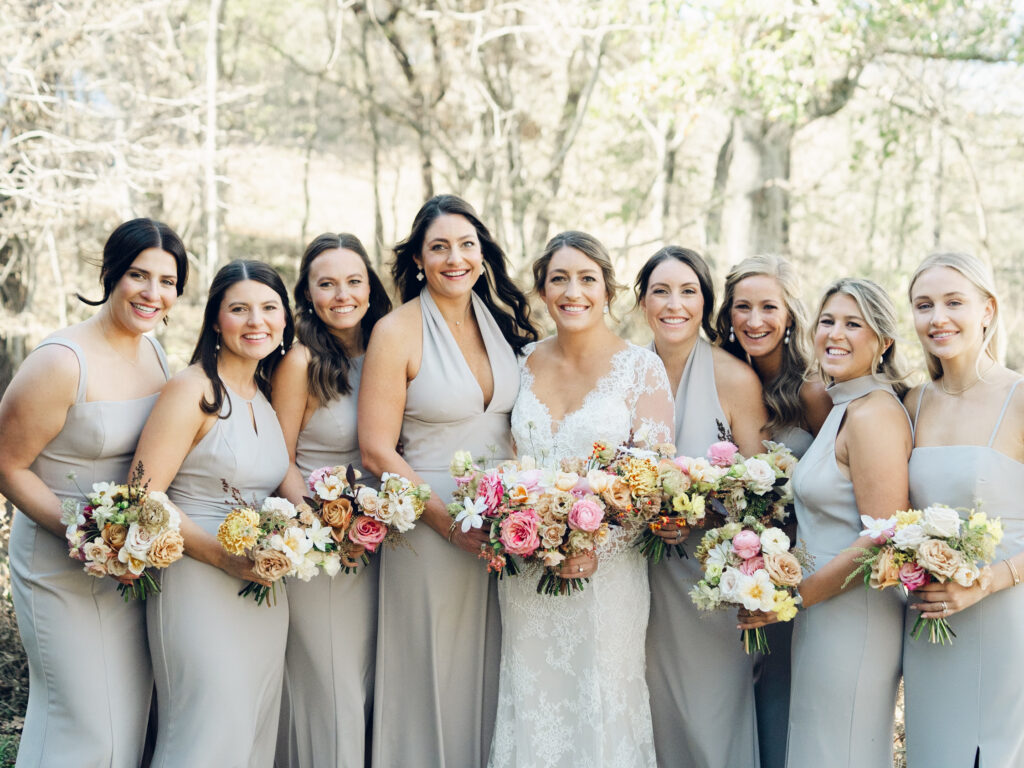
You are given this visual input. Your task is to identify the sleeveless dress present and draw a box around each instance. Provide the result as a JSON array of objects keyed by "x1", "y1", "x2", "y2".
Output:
[
  {"x1": 786, "y1": 375, "x2": 906, "y2": 768},
  {"x1": 904, "y1": 380, "x2": 1024, "y2": 767},
  {"x1": 277, "y1": 355, "x2": 378, "y2": 768},
  {"x1": 147, "y1": 385, "x2": 289, "y2": 768},
  {"x1": 9, "y1": 336, "x2": 169, "y2": 768},
  {"x1": 488, "y1": 343, "x2": 674, "y2": 768},
  {"x1": 646, "y1": 337, "x2": 760, "y2": 768},
  {"x1": 371, "y1": 288, "x2": 519, "y2": 768}
]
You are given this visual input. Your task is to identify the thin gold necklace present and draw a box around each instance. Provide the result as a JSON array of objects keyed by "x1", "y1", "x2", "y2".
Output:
[{"x1": 939, "y1": 362, "x2": 995, "y2": 396}]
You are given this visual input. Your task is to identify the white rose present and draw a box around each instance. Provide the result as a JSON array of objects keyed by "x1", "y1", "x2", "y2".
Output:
[
  {"x1": 953, "y1": 563, "x2": 979, "y2": 588},
  {"x1": 321, "y1": 552, "x2": 342, "y2": 577},
  {"x1": 356, "y1": 487, "x2": 381, "y2": 515},
  {"x1": 921, "y1": 505, "x2": 962, "y2": 539},
  {"x1": 262, "y1": 496, "x2": 298, "y2": 518},
  {"x1": 743, "y1": 458, "x2": 776, "y2": 495},
  {"x1": 760, "y1": 527, "x2": 791, "y2": 556},
  {"x1": 718, "y1": 566, "x2": 745, "y2": 602},
  {"x1": 121, "y1": 522, "x2": 154, "y2": 558},
  {"x1": 391, "y1": 497, "x2": 418, "y2": 533},
  {"x1": 892, "y1": 523, "x2": 927, "y2": 551}
]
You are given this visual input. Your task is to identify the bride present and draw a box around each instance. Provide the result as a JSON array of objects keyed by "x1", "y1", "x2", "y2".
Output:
[{"x1": 488, "y1": 231, "x2": 675, "y2": 768}]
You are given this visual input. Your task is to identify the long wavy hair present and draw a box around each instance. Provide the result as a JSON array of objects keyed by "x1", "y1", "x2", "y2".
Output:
[
  {"x1": 294, "y1": 233, "x2": 392, "y2": 405},
  {"x1": 909, "y1": 252, "x2": 1003, "y2": 381},
  {"x1": 715, "y1": 254, "x2": 813, "y2": 433},
  {"x1": 190, "y1": 260, "x2": 294, "y2": 417},
  {"x1": 812, "y1": 277, "x2": 910, "y2": 398},
  {"x1": 391, "y1": 194, "x2": 537, "y2": 353},
  {"x1": 633, "y1": 245, "x2": 717, "y2": 342}
]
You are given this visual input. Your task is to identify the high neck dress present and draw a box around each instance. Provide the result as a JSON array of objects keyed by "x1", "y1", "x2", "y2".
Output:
[
  {"x1": 371, "y1": 288, "x2": 519, "y2": 768},
  {"x1": 9, "y1": 336, "x2": 169, "y2": 768},
  {"x1": 903, "y1": 379, "x2": 1024, "y2": 767},
  {"x1": 786, "y1": 375, "x2": 906, "y2": 768},
  {"x1": 147, "y1": 384, "x2": 288, "y2": 768},
  {"x1": 645, "y1": 336, "x2": 760, "y2": 768},
  {"x1": 276, "y1": 355, "x2": 378, "y2": 768}
]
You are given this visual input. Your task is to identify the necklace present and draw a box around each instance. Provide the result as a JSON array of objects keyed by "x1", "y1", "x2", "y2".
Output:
[{"x1": 939, "y1": 361, "x2": 996, "y2": 396}]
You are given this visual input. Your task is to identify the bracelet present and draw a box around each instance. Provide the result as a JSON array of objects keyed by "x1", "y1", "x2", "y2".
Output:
[
  {"x1": 1006, "y1": 559, "x2": 1021, "y2": 587},
  {"x1": 446, "y1": 519, "x2": 459, "y2": 544}
]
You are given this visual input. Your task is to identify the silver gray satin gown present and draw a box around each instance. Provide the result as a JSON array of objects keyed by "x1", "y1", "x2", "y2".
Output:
[
  {"x1": 9, "y1": 336, "x2": 168, "y2": 768},
  {"x1": 370, "y1": 288, "x2": 519, "y2": 768},
  {"x1": 277, "y1": 355, "x2": 378, "y2": 768},
  {"x1": 646, "y1": 337, "x2": 760, "y2": 768},
  {"x1": 147, "y1": 384, "x2": 289, "y2": 768},
  {"x1": 904, "y1": 380, "x2": 1024, "y2": 767},
  {"x1": 786, "y1": 375, "x2": 905, "y2": 768}
]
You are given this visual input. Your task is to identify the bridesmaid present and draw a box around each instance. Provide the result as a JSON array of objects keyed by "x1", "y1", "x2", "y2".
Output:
[
  {"x1": 902, "y1": 252, "x2": 1024, "y2": 766},
  {"x1": 359, "y1": 194, "x2": 537, "y2": 767},
  {"x1": 715, "y1": 254, "x2": 831, "y2": 768},
  {"x1": 132, "y1": 260, "x2": 293, "y2": 767},
  {"x1": 0, "y1": 219, "x2": 186, "y2": 768},
  {"x1": 271, "y1": 233, "x2": 391, "y2": 768},
  {"x1": 740, "y1": 277, "x2": 912, "y2": 768},
  {"x1": 638, "y1": 246, "x2": 769, "y2": 768}
]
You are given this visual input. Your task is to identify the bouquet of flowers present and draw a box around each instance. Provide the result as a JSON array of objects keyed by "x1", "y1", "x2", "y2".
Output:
[
  {"x1": 689, "y1": 517, "x2": 808, "y2": 653},
  {"x1": 707, "y1": 440, "x2": 798, "y2": 524},
  {"x1": 848, "y1": 505, "x2": 1003, "y2": 644},
  {"x1": 63, "y1": 463, "x2": 185, "y2": 601}
]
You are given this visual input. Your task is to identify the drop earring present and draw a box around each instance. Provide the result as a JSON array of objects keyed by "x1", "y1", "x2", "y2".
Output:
[
  {"x1": 215, "y1": 332, "x2": 221, "y2": 351},
  {"x1": 729, "y1": 325, "x2": 735, "y2": 343},
  {"x1": 603, "y1": 303, "x2": 609, "y2": 315},
  {"x1": 784, "y1": 326, "x2": 791, "y2": 345},
  {"x1": 416, "y1": 267, "x2": 424, "y2": 282},
  {"x1": 280, "y1": 343, "x2": 286, "y2": 356}
]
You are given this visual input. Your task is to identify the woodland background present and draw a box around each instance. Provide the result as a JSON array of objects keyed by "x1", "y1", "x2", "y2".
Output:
[{"x1": 2, "y1": 0, "x2": 1023, "y2": 762}]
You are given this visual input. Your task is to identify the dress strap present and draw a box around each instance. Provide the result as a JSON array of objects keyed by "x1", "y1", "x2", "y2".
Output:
[
  {"x1": 988, "y1": 378, "x2": 1023, "y2": 447},
  {"x1": 145, "y1": 334, "x2": 172, "y2": 379},
  {"x1": 34, "y1": 337, "x2": 87, "y2": 403},
  {"x1": 909, "y1": 382, "x2": 930, "y2": 447}
]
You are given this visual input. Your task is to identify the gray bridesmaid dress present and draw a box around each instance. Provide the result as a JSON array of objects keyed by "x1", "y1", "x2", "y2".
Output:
[
  {"x1": 9, "y1": 336, "x2": 168, "y2": 768},
  {"x1": 371, "y1": 287, "x2": 519, "y2": 768},
  {"x1": 646, "y1": 337, "x2": 760, "y2": 768},
  {"x1": 278, "y1": 355, "x2": 378, "y2": 768},
  {"x1": 786, "y1": 375, "x2": 905, "y2": 768},
  {"x1": 904, "y1": 380, "x2": 1024, "y2": 767},
  {"x1": 147, "y1": 384, "x2": 288, "y2": 768}
]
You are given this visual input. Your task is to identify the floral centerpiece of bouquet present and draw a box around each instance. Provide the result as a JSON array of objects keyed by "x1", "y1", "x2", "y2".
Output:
[
  {"x1": 63, "y1": 463, "x2": 185, "y2": 601},
  {"x1": 848, "y1": 504, "x2": 1003, "y2": 644},
  {"x1": 707, "y1": 439, "x2": 798, "y2": 524}
]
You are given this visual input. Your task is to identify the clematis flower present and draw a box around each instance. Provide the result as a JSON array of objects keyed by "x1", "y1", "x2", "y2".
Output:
[
  {"x1": 455, "y1": 497, "x2": 485, "y2": 533},
  {"x1": 860, "y1": 514, "x2": 896, "y2": 543}
]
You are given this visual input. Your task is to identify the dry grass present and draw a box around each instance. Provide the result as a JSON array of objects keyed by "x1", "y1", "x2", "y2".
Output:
[{"x1": 0, "y1": 497, "x2": 27, "y2": 767}]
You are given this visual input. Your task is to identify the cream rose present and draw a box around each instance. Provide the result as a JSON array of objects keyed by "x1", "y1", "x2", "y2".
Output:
[
  {"x1": 252, "y1": 547, "x2": 292, "y2": 582},
  {"x1": 742, "y1": 458, "x2": 776, "y2": 495},
  {"x1": 915, "y1": 539, "x2": 963, "y2": 580},
  {"x1": 763, "y1": 552, "x2": 803, "y2": 587},
  {"x1": 759, "y1": 528, "x2": 791, "y2": 556},
  {"x1": 892, "y1": 523, "x2": 927, "y2": 551},
  {"x1": 921, "y1": 505, "x2": 962, "y2": 538},
  {"x1": 147, "y1": 529, "x2": 185, "y2": 568},
  {"x1": 554, "y1": 471, "x2": 580, "y2": 492}
]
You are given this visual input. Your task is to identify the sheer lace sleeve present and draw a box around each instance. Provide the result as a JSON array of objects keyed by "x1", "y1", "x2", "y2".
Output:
[{"x1": 629, "y1": 348, "x2": 675, "y2": 448}]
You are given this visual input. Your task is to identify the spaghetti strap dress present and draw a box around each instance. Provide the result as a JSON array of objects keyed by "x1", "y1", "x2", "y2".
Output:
[
  {"x1": 904, "y1": 379, "x2": 1024, "y2": 767},
  {"x1": 9, "y1": 335, "x2": 169, "y2": 768},
  {"x1": 146, "y1": 385, "x2": 288, "y2": 768},
  {"x1": 277, "y1": 355, "x2": 378, "y2": 768},
  {"x1": 786, "y1": 375, "x2": 906, "y2": 768},
  {"x1": 370, "y1": 287, "x2": 519, "y2": 768},
  {"x1": 645, "y1": 337, "x2": 760, "y2": 768}
]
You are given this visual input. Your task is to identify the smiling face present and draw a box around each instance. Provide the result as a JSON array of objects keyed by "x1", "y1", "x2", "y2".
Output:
[
  {"x1": 414, "y1": 213, "x2": 483, "y2": 302},
  {"x1": 215, "y1": 279, "x2": 288, "y2": 362},
  {"x1": 814, "y1": 292, "x2": 885, "y2": 382},
  {"x1": 108, "y1": 247, "x2": 180, "y2": 333},
  {"x1": 540, "y1": 246, "x2": 607, "y2": 332},
  {"x1": 910, "y1": 265, "x2": 994, "y2": 366},
  {"x1": 641, "y1": 258, "x2": 704, "y2": 348},
  {"x1": 307, "y1": 247, "x2": 370, "y2": 341},
  {"x1": 730, "y1": 274, "x2": 790, "y2": 360}
]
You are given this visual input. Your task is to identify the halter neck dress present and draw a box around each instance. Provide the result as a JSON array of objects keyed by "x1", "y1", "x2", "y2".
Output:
[
  {"x1": 903, "y1": 379, "x2": 1024, "y2": 767},
  {"x1": 371, "y1": 287, "x2": 519, "y2": 768},
  {"x1": 147, "y1": 384, "x2": 288, "y2": 768},
  {"x1": 277, "y1": 355, "x2": 378, "y2": 768},
  {"x1": 645, "y1": 337, "x2": 760, "y2": 768},
  {"x1": 9, "y1": 335, "x2": 169, "y2": 768},
  {"x1": 786, "y1": 375, "x2": 906, "y2": 768}
]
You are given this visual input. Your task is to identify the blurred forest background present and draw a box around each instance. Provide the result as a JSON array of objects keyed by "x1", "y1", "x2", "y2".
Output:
[{"x1": 1, "y1": 0, "x2": 1023, "y2": 761}]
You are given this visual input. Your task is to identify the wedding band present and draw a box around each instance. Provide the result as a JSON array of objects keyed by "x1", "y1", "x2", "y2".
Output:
[{"x1": 941, "y1": 601, "x2": 948, "y2": 612}]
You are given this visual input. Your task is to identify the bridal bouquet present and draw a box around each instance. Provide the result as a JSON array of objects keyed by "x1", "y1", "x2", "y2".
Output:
[
  {"x1": 689, "y1": 517, "x2": 809, "y2": 654},
  {"x1": 63, "y1": 463, "x2": 185, "y2": 601},
  {"x1": 847, "y1": 505, "x2": 1003, "y2": 644}
]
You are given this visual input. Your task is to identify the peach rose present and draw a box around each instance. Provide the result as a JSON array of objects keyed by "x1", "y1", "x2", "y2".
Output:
[
  {"x1": 870, "y1": 547, "x2": 901, "y2": 589},
  {"x1": 252, "y1": 547, "x2": 291, "y2": 582},
  {"x1": 101, "y1": 523, "x2": 127, "y2": 549},
  {"x1": 599, "y1": 477, "x2": 633, "y2": 513},
  {"x1": 915, "y1": 539, "x2": 962, "y2": 581},
  {"x1": 147, "y1": 529, "x2": 185, "y2": 568},
  {"x1": 541, "y1": 522, "x2": 566, "y2": 549},
  {"x1": 321, "y1": 497, "x2": 353, "y2": 531},
  {"x1": 764, "y1": 552, "x2": 803, "y2": 587}
]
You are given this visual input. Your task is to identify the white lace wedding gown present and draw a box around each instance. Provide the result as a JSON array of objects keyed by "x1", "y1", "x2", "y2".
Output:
[{"x1": 488, "y1": 342, "x2": 675, "y2": 768}]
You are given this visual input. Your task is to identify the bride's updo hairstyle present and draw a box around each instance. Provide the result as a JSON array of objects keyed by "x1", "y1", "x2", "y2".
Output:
[
  {"x1": 633, "y1": 245, "x2": 717, "y2": 342},
  {"x1": 813, "y1": 277, "x2": 910, "y2": 398},
  {"x1": 532, "y1": 230, "x2": 623, "y2": 306}
]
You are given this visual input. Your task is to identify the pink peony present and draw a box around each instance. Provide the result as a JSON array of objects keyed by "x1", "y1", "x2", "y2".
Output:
[
  {"x1": 739, "y1": 555, "x2": 765, "y2": 576},
  {"x1": 567, "y1": 498, "x2": 604, "y2": 533},
  {"x1": 349, "y1": 515, "x2": 387, "y2": 552},
  {"x1": 476, "y1": 471, "x2": 505, "y2": 514},
  {"x1": 732, "y1": 529, "x2": 762, "y2": 559},
  {"x1": 898, "y1": 562, "x2": 930, "y2": 592},
  {"x1": 707, "y1": 441, "x2": 740, "y2": 468},
  {"x1": 500, "y1": 510, "x2": 541, "y2": 556}
]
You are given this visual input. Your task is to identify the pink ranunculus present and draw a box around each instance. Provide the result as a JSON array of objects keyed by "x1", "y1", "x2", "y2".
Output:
[
  {"x1": 732, "y1": 529, "x2": 762, "y2": 559},
  {"x1": 567, "y1": 498, "x2": 604, "y2": 532},
  {"x1": 739, "y1": 555, "x2": 765, "y2": 576},
  {"x1": 707, "y1": 440, "x2": 740, "y2": 468},
  {"x1": 307, "y1": 466, "x2": 332, "y2": 494},
  {"x1": 898, "y1": 562, "x2": 930, "y2": 592},
  {"x1": 500, "y1": 510, "x2": 541, "y2": 557},
  {"x1": 516, "y1": 469, "x2": 543, "y2": 492},
  {"x1": 349, "y1": 515, "x2": 388, "y2": 553},
  {"x1": 476, "y1": 471, "x2": 505, "y2": 514}
]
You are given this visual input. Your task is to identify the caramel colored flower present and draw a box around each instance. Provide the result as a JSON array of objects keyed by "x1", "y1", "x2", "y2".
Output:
[
  {"x1": 101, "y1": 523, "x2": 128, "y2": 549},
  {"x1": 541, "y1": 522, "x2": 566, "y2": 549},
  {"x1": 869, "y1": 547, "x2": 901, "y2": 589},
  {"x1": 763, "y1": 552, "x2": 803, "y2": 588},
  {"x1": 252, "y1": 547, "x2": 291, "y2": 582},
  {"x1": 147, "y1": 529, "x2": 185, "y2": 568},
  {"x1": 217, "y1": 508, "x2": 260, "y2": 555},
  {"x1": 600, "y1": 477, "x2": 633, "y2": 513},
  {"x1": 321, "y1": 497, "x2": 353, "y2": 531}
]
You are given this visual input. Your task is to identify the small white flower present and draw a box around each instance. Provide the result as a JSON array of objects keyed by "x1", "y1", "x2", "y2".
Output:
[
  {"x1": 262, "y1": 496, "x2": 297, "y2": 518},
  {"x1": 455, "y1": 497, "x2": 485, "y2": 533},
  {"x1": 307, "y1": 519, "x2": 333, "y2": 551},
  {"x1": 61, "y1": 499, "x2": 86, "y2": 538},
  {"x1": 892, "y1": 523, "x2": 927, "y2": 551},
  {"x1": 322, "y1": 552, "x2": 342, "y2": 577},
  {"x1": 314, "y1": 475, "x2": 345, "y2": 501},
  {"x1": 292, "y1": 556, "x2": 319, "y2": 582},
  {"x1": 859, "y1": 515, "x2": 896, "y2": 541}
]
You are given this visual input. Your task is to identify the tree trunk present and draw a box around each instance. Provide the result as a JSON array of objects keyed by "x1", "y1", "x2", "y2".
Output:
[{"x1": 203, "y1": 0, "x2": 224, "y2": 289}]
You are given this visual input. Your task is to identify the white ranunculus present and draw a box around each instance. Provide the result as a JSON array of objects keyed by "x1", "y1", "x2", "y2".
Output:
[
  {"x1": 760, "y1": 527, "x2": 791, "y2": 556},
  {"x1": 743, "y1": 458, "x2": 776, "y2": 495},
  {"x1": 718, "y1": 566, "x2": 745, "y2": 602},
  {"x1": 314, "y1": 475, "x2": 345, "y2": 501},
  {"x1": 391, "y1": 496, "x2": 418, "y2": 533},
  {"x1": 892, "y1": 523, "x2": 927, "y2": 551},
  {"x1": 321, "y1": 552, "x2": 342, "y2": 577},
  {"x1": 262, "y1": 496, "x2": 297, "y2": 519},
  {"x1": 922, "y1": 505, "x2": 962, "y2": 539}
]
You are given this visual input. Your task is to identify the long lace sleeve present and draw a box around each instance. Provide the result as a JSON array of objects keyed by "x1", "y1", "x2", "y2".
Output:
[{"x1": 630, "y1": 349, "x2": 675, "y2": 449}]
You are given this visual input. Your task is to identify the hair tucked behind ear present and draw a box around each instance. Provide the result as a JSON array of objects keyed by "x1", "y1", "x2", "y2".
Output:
[{"x1": 634, "y1": 246, "x2": 717, "y2": 342}]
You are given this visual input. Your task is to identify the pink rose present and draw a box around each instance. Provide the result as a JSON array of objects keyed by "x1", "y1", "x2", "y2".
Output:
[
  {"x1": 349, "y1": 515, "x2": 387, "y2": 553},
  {"x1": 732, "y1": 529, "x2": 762, "y2": 559},
  {"x1": 739, "y1": 555, "x2": 765, "y2": 576},
  {"x1": 567, "y1": 498, "x2": 604, "y2": 533},
  {"x1": 898, "y1": 562, "x2": 929, "y2": 592},
  {"x1": 500, "y1": 510, "x2": 541, "y2": 556},
  {"x1": 707, "y1": 441, "x2": 740, "y2": 468},
  {"x1": 476, "y1": 471, "x2": 505, "y2": 514}
]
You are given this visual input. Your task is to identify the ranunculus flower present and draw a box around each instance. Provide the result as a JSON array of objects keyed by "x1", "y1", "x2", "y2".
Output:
[
  {"x1": 599, "y1": 477, "x2": 632, "y2": 513},
  {"x1": 707, "y1": 440, "x2": 739, "y2": 468},
  {"x1": 586, "y1": 469, "x2": 611, "y2": 495},
  {"x1": 321, "y1": 498, "x2": 354, "y2": 534},
  {"x1": 759, "y1": 528, "x2": 791, "y2": 556},
  {"x1": 507, "y1": 484, "x2": 533, "y2": 506},
  {"x1": 476, "y1": 471, "x2": 504, "y2": 514},
  {"x1": 898, "y1": 562, "x2": 928, "y2": 591},
  {"x1": 147, "y1": 529, "x2": 185, "y2": 568},
  {"x1": 731, "y1": 529, "x2": 762, "y2": 559},
  {"x1": 915, "y1": 539, "x2": 962, "y2": 581},
  {"x1": 568, "y1": 498, "x2": 603, "y2": 532},
  {"x1": 349, "y1": 515, "x2": 388, "y2": 552},
  {"x1": 743, "y1": 458, "x2": 776, "y2": 495},
  {"x1": 870, "y1": 547, "x2": 901, "y2": 589},
  {"x1": 500, "y1": 510, "x2": 541, "y2": 556},
  {"x1": 921, "y1": 505, "x2": 962, "y2": 538},
  {"x1": 953, "y1": 563, "x2": 980, "y2": 588},
  {"x1": 739, "y1": 555, "x2": 765, "y2": 576},
  {"x1": 764, "y1": 552, "x2": 803, "y2": 587},
  {"x1": 252, "y1": 547, "x2": 292, "y2": 582}
]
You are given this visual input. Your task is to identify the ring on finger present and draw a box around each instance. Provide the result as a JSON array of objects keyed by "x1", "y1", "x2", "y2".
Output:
[{"x1": 941, "y1": 601, "x2": 948, "y2": 613}]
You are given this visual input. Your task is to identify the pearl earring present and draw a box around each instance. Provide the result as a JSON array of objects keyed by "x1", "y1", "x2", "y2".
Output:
[
  {"x1": 784, "y1": 326, "x2": 792, "y2": 345},
  {"x1": 728, "y1": 325, "x2": 735, "y2": 343},
  {"x1": 215, "y1": 333, "x2": 220, "y2": 351},
  {"x1": 280, "y1": 343, "x2": 286, "y2": 356},
  {"x1": 416, "y1": 268, "x2": 424, "y2": 282}
]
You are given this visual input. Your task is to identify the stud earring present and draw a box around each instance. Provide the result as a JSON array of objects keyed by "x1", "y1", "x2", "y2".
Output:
[
  {"x1": 784, "y1": 326, "x2": 791, "y2": 345},
  {"x1": 729, "y1": 325, "x2": 735, "y2": 343},
  {"x1": 416, "y1": 268, "x2": 424, "y2": 282},
  {"x1": 308, "y1": 307, "x2": 313, "y2": 314},
  {"x1": 603, "y1": 303, "x2": 609, "y2": 315}
]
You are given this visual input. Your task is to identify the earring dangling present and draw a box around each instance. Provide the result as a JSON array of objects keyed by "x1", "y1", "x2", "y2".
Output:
[
  {"x1": 784, "y1": 326, "x2": 791, "y2": 345},
  {"x1": 603, "y1": 303, "x2": 609, "y2": 315},
  {"x1": 280, "y1": 343, "x2": 286, "y2": 356},
  {"x1": 729, "y1": 325, "x2": 735, "y2": 343},
  {"x1": 307, "y1": 307, "x2": 313, "y2": 314},
  {"x1": 215, "y1": 333, "x2": 220, "y2": 351},
  {"x1": 416, "y1": 268, "x2": 424, "y2": 282}
]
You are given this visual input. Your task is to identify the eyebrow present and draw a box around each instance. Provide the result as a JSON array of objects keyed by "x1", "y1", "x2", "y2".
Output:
[
  {"x1": 550, "y1": 266, "x2": 600, "y2": 275},
  {"x1": 131, "y1": 267, "x2": 177, "y2": 280},
  {"x1": 428, "y1": 232, "x2": 476, "y2": 244},
  {"x1": 650, "y1": 280, "x2": 699, "y2": 289}
]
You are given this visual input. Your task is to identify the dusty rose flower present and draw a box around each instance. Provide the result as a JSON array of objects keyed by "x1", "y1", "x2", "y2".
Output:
[
  {"x1": 870, "y1": 547, "x2": 902, "y2": 589},
  {"x1": 349, "y1": 515, "x2": 387, "y2": 553},
  {"x1": 731, "y1": 529, "x2": 762, "y2": 560},
  {"x1": 147, "y1": 529, "x2": 185, "y2": 568},
  {"x1": 541, "y1": 522, "x2": 566, "y2": 549},
  {"x1": 568, "y1": 498, "x2": 604, "y2": 532},
  {"x1": 916, "y1": 539, "x2": 962, "y2": 581},
  {"x1": 321, "y1": 497, "x2": 353, "y2": 531},
  {"x1": 252, "y1": 547, "x2": 291, "y2": 582},
  {"x1": 83, "y1": 540, "x2": 113, "y2": 565},
  {"x1": 101, "y1": 523, "x2": 127, "y2": 549},
  {"x1": 898, "y1": 562, "x2": 928, "y2": 591},
  {"x1": 106, "y1": 557, "x2": 129, "y2": 577},
  {"x1": 500, "y1": 510, "x2": 541, "y2": 557},
  {"x1": 763, "y1": 552, "x2": 802, "y2": 587},
  {"x1": 739, "y1": 555, "x2": 766, "y2": 576}
]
